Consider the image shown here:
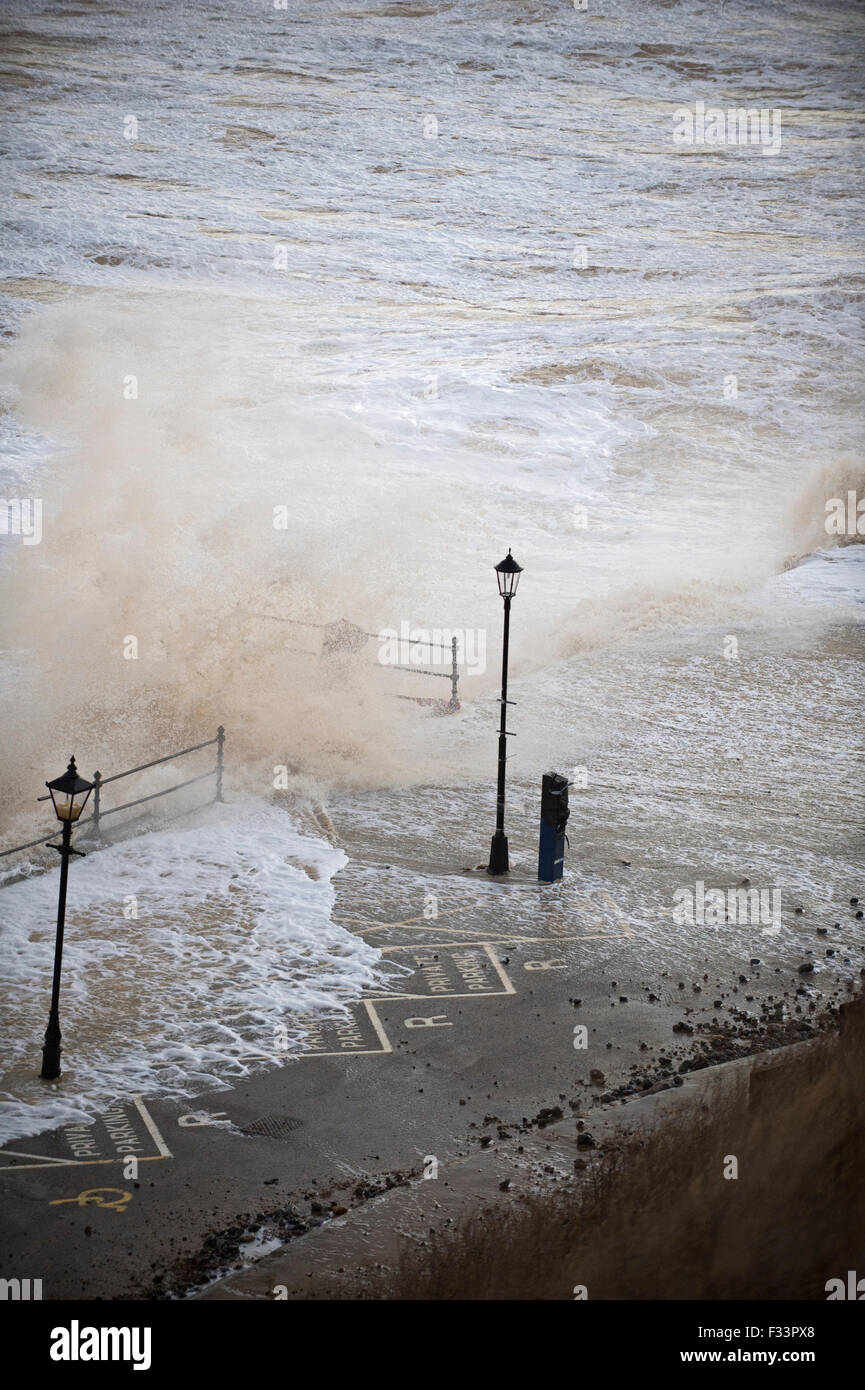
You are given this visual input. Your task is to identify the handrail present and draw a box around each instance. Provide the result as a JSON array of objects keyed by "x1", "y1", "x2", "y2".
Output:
[
  {"x1": 257, "y1": 613, "x2": 455, "y2": 653},
  {"x1": 36, "y1": 734, "x2": 221, "y2": 799},
  {"x1": 0, "y1": 727, "x2": 225, "y2": 864},
  {"x1": 78, "y1": 769, "x2": 217, "y2": 824},
  {"x1": 254, "y1": 613, "x2": 462, "y2": 706},
  {"x1": 388, "y1": 665, "x2": 453, "y2": 679},
  {"x1": 0, "y1": 831, "x2": 56, "y2": 858}
]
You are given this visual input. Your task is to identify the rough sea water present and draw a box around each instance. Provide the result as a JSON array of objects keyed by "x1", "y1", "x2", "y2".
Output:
[{"x1": 0, "y1": 0, "x2": 863, "y2": 1142}]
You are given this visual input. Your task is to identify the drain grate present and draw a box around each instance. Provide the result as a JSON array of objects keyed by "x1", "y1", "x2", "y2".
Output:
[{"x1": 240, "y1": 1115, "x2": 305, "y2": 1140}]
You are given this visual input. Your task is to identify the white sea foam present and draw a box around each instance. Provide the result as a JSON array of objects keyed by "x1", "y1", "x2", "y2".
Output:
[
  {"x1": 775, "y1": 547, "x2": 865, "y2": 614},
  {"x1": 0, "y1": 0, "x2": 863, "y2": 1139},
  {"x1": 0, "y1": 800, "x2": 393, "y2": 1144}
]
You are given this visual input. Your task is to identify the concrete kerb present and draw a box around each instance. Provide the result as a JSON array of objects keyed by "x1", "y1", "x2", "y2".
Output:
[{"x1": 194, "y1": 1011, "x2": 860, "y2": 1301}]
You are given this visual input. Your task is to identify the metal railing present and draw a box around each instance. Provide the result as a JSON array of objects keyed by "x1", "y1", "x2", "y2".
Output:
[
  {"x1": 389, "y1": 635, "x2": 460, "y2": 708},
  {"x1": 255, "y1": 614, "x2": 462, "y2": 709},
  {"x1": 0, "y1": 726, "x2": 225, "y2": 864}
]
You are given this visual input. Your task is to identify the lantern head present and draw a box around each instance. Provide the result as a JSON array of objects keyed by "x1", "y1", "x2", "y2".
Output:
[
  {"x1": 46, "y1": 757, "x2": 93, "y2": 823},
  {"x1": 494, "y1": 549, "x2": 523, "y2": 599}
]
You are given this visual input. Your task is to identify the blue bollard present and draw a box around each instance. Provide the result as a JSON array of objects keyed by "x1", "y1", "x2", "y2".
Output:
[{"x1": 538, "y1": 772, "x2": 570, "y2": 882}]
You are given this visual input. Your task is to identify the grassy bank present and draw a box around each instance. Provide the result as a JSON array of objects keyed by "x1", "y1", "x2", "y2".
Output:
[{"x1": 349, "y1": 995, "x2": 865, "y2": 1300}]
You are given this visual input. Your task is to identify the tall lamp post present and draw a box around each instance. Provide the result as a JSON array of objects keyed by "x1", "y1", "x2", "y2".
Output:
[
  {"x1": 40, "y1": 756, "x2": 93, "y2": 1081},
  {"x1": 488, "y1": 549, "x2": 523, "y2": 876}
]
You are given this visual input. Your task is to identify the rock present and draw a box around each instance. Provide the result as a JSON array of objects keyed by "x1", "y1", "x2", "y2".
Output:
[
  {"x1": 673, "y1": 1021, "x2": 694, "y2": 1034},
  {"x1": 331, "y1": 1205, "x2": 348, "y2": 1217},
  {"x1": 536, "y1": 1106, "x2": 563, "y2": 1127},
  {"x1": 499, "y1": 1179, "x2": 511, "y2": 1191},
  {"x1": 589, "y1": 1069, "x2": 605, "y2": 1085},
  {"x1": 798, "y1": 962, "x2": 815, "y2": 974},
  {"x1": 577, "y1": 1132, "x2": 596, "y2": 1149}
]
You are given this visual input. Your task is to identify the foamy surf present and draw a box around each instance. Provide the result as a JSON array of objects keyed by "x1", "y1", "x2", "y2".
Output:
[
  {"x1": 0, "y1": 799, "x2": 391, "y2": 1145},
  {"x1": 0, "y1": 0, "x2": 863, "y2": 1165},
  {"x1": 776, "y1": 546, "x2": 865, "y2": 614}
]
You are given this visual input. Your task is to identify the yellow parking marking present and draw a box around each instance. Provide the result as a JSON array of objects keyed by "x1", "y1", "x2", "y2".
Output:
[
  {"x1": 0, "y1": 1096, "x2": 171, "y2": 1173},
  {"x1": 0, "y1": 1150, "x2": 79, "y2": 1167},
  {"x1": 49, "y1": 1187, "x2": 132, "y2": 1211}
]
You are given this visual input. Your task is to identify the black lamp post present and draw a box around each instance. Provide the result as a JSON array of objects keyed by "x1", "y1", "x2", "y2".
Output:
[
  {"x1": 488, "y1": 549, "x2": 523, "y2": 876},
  {"x1": 40, "y1": 756, "x2": 93, "y2": 1081}
]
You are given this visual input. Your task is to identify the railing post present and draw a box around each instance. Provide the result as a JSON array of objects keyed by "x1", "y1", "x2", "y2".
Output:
[
  {"x1": 91, "y1": 771, "x2": 102, "y2": 838},
  {"x1": 450, "y1": 636, "x2": 460, "y2": 709},
  {"x1": 215, "y1": 726, "x2": 225, "y2": 803}
]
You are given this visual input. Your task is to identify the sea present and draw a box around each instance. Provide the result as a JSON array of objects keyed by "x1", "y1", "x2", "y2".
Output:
[{"x1": 0, "y1": 0, "x2": 862, "y2": 1142}]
